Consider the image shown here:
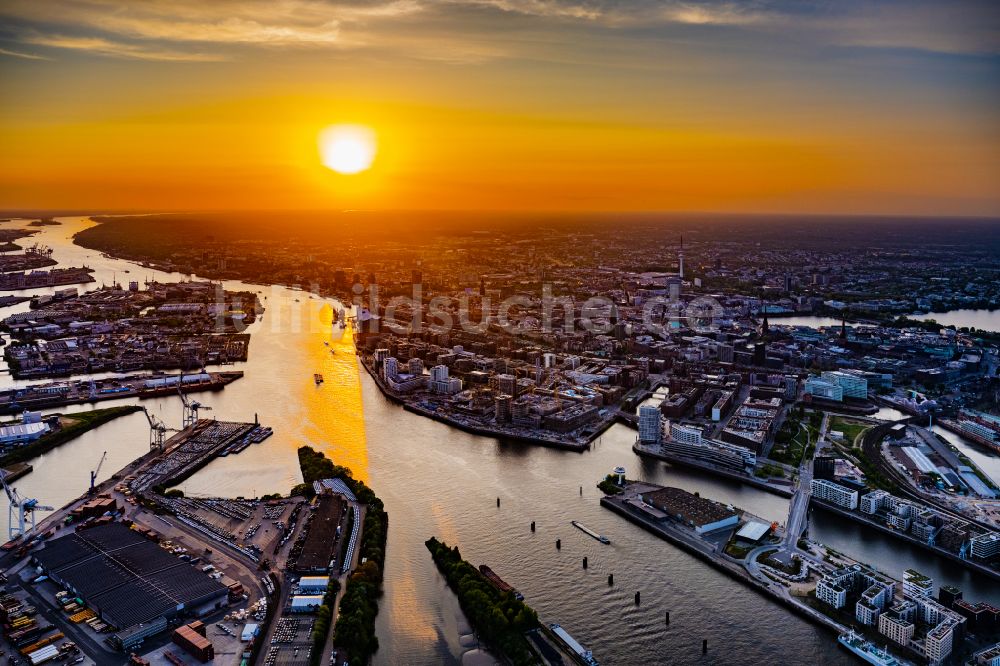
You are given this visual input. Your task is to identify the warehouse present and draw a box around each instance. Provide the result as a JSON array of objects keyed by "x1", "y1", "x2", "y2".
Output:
[
  {"x1": 641, "y1": 486, "x2": 739, "y2": 533},
  {"x1": 33, "y1": 524, "x2": 228, "y2": 648}
]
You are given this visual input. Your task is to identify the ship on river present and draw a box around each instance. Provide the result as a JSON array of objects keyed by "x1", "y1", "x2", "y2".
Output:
[
  {"x1": 478, "y1": 565, "x2": 524, "y2": 601},
  {"x1": 571, "y1": 520, "x2": 610, "y2": 544},
  {"x1": 549, "y1": 624, "x2": 598, "y2": 666},
  {"x1": 838, "y1": 630, "x2": 913, "y2": 666}
]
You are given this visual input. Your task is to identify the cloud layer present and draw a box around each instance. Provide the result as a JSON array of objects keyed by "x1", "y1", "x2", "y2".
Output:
[{"x1": 1, "y1": 0, "x2": 997, "y2": 63}]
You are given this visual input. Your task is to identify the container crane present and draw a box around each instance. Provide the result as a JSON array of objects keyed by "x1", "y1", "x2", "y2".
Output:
[
  {"x1": 89, "y1": 450, "x2": 107, "y2": 495},
  {"x1": 142, "y1": 406, "x2": 177, "y2": 451},
  {"x1": 1, "y1": 472, "x2": 53, "y2": 541},
  {"x1": 177, "y1": 385, "x2": 211, "y2": 429}
]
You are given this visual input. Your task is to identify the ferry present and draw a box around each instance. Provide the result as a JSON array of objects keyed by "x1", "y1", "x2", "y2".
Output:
[
  {"x1": 571, "y1": 520, "x2": 610, "y2": 544},
  {"x1": 314, "y1": 374, "x2": 324, "y2": 385},
  {"x1": 548, "y1": 624, "x2": 598, "y2": 666},
  {"x1": 838, "y1": 630, "x2": 913, "y2": 666},
  {"x1": 478, "y1": 565, "x2": 524, "y2": 601}
]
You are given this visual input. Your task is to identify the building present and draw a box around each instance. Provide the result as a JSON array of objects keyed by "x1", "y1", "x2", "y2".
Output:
[
  {"x1": 815, "y1": 564, "x2": 895, "y2": 622},
  {"x1": 661, "y1": 436, "x2": 755, "y2": 473},
  {"x1": 903, "y1": 569, "x2": 933, "y2": 599},
  {"x1": 821, "y1": 370, "x2": 868, "y2": 399},
  {"x1": 668, "y1": 422, "x2": 702, "y2": 446},
  {"x1": 290, "y1": 595, "x2": 325, "y2": 613},
  {"x1": 0, "y1": 419, "x2": 50, "y2": 447},
  {"x1": 495, "y1": 394, "x2": 512, "y2": 423},
  {"x1": 641, "y1": 486, "x2": 738, "y2": 533},
  {"x1": 816, "y1": 578, "x2": 848, "y2": 609},
  {"x1": 804, "y1": 377, "x2": 843, "y2": 401},
  {"x1": 813, "y1": 456, "x2": 836, "y2": 480},
  {"x1": 34, "y1": 524, "x2": 228, "y2": 650},
  {"x1": 811, "y1": 478, "x2": 859, "y2": 510},
  {"x1": 970, "y1": 532, "x2": 1000, "y2": 561},
  {"x1": 879, "y1": 601, "x2": 916, "y2": 647},
  {"x1": 860, "y1": 490, "x2": 890, "y2": 514},
  {"x1": 298, "y1": 576, "x2": 330, "y2": 594},
  {"x1": 496, "y1": 373, "x2": 517, "y2": 397},
  {"x1": 638, "y1": 405, "x2": 662, "y2": 444},
  {"x1": 973, "y1": 643, "x2": 1000, "y2": 666}
]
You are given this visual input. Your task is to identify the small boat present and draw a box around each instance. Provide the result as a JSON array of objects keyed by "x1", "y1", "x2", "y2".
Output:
[
  {"x1": 571, "y1": 520, "x2": 610, "y2": 544},
  {"x1": 314, "y1": 373, "x2": 324, "y2": 385},
  {"x1": 324, "y1": 341, "x2": 329, "y2": 346},
  {"x1": 330, "y1": 350, "x2": 336, "y2": 355}
]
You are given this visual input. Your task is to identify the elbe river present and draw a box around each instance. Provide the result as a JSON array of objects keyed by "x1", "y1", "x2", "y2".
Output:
[{"x1": 3, "y1": 218, "x2": 998, "y2": 665}]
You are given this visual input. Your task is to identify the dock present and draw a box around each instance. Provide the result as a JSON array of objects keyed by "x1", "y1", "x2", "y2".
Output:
[{"x1": 0, "y1": 371, "x2": 244, "y2": 415}]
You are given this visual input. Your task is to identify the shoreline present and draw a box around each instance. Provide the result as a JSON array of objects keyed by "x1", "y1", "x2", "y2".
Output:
[
  {"x1": 599, "y1": 494, "x2": 846, "y2": 636},
  {"x1": 632, "y1": 443, "x2": 795, "y2": 498},
  {"x1": 359, "y1": 355, "x2": 615, "y2": 452},
  {"x1": 809, "y1": 498, "x2": 1000, "y2": 582}
]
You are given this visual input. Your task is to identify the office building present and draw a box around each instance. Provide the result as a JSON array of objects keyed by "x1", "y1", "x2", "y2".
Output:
[
  {"x1": 811, "y1": 478, "x2": 859, "y2": 510},
  {"x1": 638, "y1": 405, "x2": 662, "y2": 444}
]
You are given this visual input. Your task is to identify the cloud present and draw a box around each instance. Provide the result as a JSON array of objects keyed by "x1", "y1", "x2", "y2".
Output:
[
  {"x1": 21, "y1": 34, "x2": 227, "y2": 62},
  {"x1": 0, "y1": 0, "x2": 996, "y2": 64},
  {"x1": 0, "y1": 47, "x2": 52, "y2": 61}
]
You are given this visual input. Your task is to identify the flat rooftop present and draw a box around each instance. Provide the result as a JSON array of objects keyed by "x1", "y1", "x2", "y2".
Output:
[
  {"x1": 34, "y1": 523, "x2": 227, "y2": 630},
  {"x1": 641, "y1": 486, "x2": 736, "y2": 527}
]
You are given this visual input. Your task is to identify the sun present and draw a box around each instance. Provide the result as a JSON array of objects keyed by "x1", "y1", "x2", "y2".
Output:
[{"x1": 319, "y1": 125, "x2": 377, "y2": 174}]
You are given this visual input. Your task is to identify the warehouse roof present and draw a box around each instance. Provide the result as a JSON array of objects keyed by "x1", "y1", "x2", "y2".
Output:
[
  {"x1": 641, "y1": 486, "x2": 736, "y2": 528},
  {"x1": 34, "y1": 523, "x2": 227, "y2": 630}
]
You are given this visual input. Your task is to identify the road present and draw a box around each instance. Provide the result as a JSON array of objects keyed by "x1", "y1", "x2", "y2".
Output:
[{"x1": 775, "y1": 412, "x2": 829, "y2": 561}]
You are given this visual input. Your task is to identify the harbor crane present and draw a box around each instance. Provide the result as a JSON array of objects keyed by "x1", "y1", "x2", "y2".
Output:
[
  {"x1": 142, "y1": 406, "x2": 177, "y2": 451},
  {"x1": 89, "y1": 450, "x2": 107, "y2": 495},
  {"x1": 1, "y1": 472, "x2": 53, "y2": 541},
  {"x1": 177, "y1": 385, "x2": 212, "y2": 428}
]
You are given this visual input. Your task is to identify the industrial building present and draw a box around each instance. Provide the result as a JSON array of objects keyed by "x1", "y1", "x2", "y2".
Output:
[
  {"x1": 32, "y1": 523, "x2": 229, "y2": 650},
  {"x1": 641, "y1": 486, "x2": 738, "y2": 533}
]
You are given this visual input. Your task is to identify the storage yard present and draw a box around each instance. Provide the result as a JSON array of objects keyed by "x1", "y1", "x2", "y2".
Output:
[{"x1": 129, "y1": 419, "x2": 264, "y2": 495}]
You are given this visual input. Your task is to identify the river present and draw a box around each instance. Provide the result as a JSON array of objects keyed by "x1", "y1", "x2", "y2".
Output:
[
  {"x1": 773, "y1": 311, "x2": 1000, "y2": 333},
  {"x1": 2, "y1": 217, "x2": 998, "y2": 665}
]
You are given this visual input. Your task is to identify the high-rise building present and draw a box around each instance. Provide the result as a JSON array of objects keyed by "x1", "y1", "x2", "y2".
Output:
[
  {"x1": 497, "y1": 373, "x2": 517, "y2": 397},
  {"x1": 638, "y1": 405, "x2": 662, "y2": 444},
  {"x1": 813, "y1": 456, "x2": 836, "y2": 480}
]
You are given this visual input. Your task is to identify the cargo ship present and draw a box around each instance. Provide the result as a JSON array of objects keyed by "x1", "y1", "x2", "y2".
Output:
[
  {"x1": 838, "y1": 630, "x2": 913, "y2": 666},
  {"x1": 548, "y1": 624, "x2": 598, "y2": 666},
  {"x1": 478, "y1": 565, "x2": 524, "y2": 601},
  {"x1": 0, "y1": 371, "x2": 243, "y2": 415},
  {"x1": 571, "y1": 520, "x2": 610, "y2": 544}
]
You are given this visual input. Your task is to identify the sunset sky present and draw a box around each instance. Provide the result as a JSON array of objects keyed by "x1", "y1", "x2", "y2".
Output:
[{"x1": 1, "y1": 0, "x2": 998, "y2": 215}]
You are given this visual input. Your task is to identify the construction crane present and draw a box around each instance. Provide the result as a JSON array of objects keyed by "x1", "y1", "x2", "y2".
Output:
[
  {"x1": 1, "y1": 472, "x2": 53, "y2": 541},
  {"x1": 142, "y1": 406, "x2": 177, "y2": 451},
  {"x1": 89, "y1": 451, "x2": 108, "y2": 495},
  {"x1": 177, "y1": 385, "x2": 212, "y2": 428}
]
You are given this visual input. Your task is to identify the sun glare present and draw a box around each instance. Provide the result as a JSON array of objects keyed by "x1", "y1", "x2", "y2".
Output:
[{"x1": 319, "y1": 125, "x2": 376, "y2": 174}]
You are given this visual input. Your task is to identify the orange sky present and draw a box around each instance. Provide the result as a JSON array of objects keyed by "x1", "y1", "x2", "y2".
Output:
[{"x1": 1, "y1": 0, "x2": 998, "y2": 215}]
